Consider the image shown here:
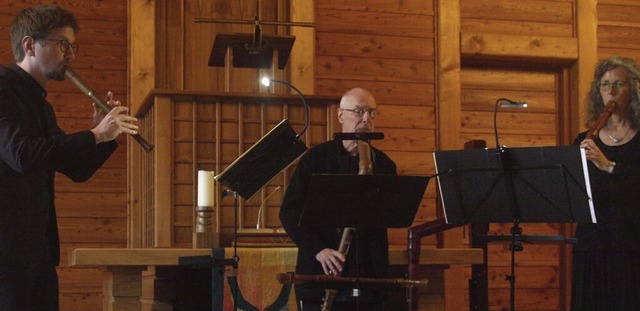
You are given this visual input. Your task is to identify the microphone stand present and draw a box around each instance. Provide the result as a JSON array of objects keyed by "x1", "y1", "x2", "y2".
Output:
[
  {"x1": 261, "y1": 78, "x2": 310, "y2": 138},
  {"x1": 256, "y1": 186, "x2": 281, "y2": 229},
  {"x1": 222, "y1": 188, "x2": 240, "y2": 311},
  {"x1": 493, "y1": 98, "x2": 527, "y2": 311}
]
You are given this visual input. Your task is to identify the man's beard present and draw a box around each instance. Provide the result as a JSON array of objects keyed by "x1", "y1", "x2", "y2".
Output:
[{"x1": 46, "y1": 64, "x2": 67, "y2": 81}]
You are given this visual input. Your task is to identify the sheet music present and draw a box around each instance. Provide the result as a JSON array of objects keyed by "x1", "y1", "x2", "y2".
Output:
[{"x1": 579, "y1": 147, "x2": 597, "y2": 223}]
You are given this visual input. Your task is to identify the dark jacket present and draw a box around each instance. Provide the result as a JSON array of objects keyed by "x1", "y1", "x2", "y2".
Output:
[
  {"x1": 0, "y1": 64, "x2": 116, "y2": 267},
  {"x1": 279, "y1": 139, "x2": 397, "y2": 301}
]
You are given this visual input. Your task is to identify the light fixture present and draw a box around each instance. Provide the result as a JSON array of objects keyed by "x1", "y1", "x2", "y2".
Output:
[
  {"x1": 261, "y1": 77, "x2": 309, "y2": 138},
  {"x1": 493, "y1": 98, "x2": 528, "y2": 148}
]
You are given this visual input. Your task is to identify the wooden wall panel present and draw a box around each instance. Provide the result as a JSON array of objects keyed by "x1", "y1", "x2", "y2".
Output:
[
  {"x1": 316, "y1": 0, "x2": 434, "y2": 14},
  {"x1": 316, "y1": 56, "x2": 435, "y2": 83},
  {"x1": 461, "y1": 19, "x2": 574, "y2": 38},
  {"x1": 315, "y1": 9, "x2": 434, "y2": 37},
  {"x1": 316, "y1": 79, "x2": 436, "y2": 107},
  {"x1": 461, "y1": 0, "x2": 575, "y2": 27},
  {"x1": 597, "y1": 1, "x2": 640, "y2": 60}
]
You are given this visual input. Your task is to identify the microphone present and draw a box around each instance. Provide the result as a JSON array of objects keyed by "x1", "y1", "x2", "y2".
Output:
[
  {"x1": 222, "y1": 189, "x2": 236, "y2": 197},
  {"x1": 333, "y1": 132, "x2": 384, "y2": 141},
  {"x1": 261, "y1": 77, "x2": 309, "y2": 139},
  {"x1": 256, "y1": 185, "x2": 281, "y2": 229},
  {"x1": 493, "y1": 98, "x2": 528, "y2": 148}
]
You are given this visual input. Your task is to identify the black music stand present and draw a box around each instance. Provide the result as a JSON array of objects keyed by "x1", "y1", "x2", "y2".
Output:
[
  {"x1": 434, "y1": 145, "x2": 595, "y2": 225},
  {"x1": 299, "y1": 173, "x2": 429, "y2": 307},
  {"x1": 215, "y1": 118, "x2": 308, "y2": 200},
  {"x1": 433, "y1": 145, "x2": 595, "y2": 311},
  {"x1": 300, "y1": 174, "x2": 430, "y2": 229}
]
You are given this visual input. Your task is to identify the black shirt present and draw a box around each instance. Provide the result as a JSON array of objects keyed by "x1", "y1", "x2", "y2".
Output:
[
  {"x1": 279, "y1": 139, "x2": 397, "y2": 301},
  {"x1": 0, "y1": 64, "x2": 117, "y2": 267}
]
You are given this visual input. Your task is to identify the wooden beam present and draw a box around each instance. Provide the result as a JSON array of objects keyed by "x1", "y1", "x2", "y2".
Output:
[
  {"x1": 153, "y1": 96, "x2": 174, "y2": 247},
  {"x1": 437, "y1": 1, "x2": 469, "y2": 310},
  {"x1": 290, "y1": 0, "x2": 315, "y2": 94},
  {"x1": 566, "y1": 1, "x2": 598, "y2": 310},
  {"x1": 129, "y1": 0, "x2": 157, "y2": 113},
  {"x1": 461, "y1": 33, "x2": 578, "y2": 63}
]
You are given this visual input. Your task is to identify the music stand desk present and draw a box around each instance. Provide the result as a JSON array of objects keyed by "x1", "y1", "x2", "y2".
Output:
[
  {"x1": 215, "y1": 119, "x2": 307, "y2": 200},
  {"x1": 300, "y1": 174, "x2": 430, "y2": 228},
  {"x1": 433, "y1": 145, "x2": 595, "y2": 225}
]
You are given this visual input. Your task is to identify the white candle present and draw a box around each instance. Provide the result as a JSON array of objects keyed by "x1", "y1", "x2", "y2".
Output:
[{"x1": 197, "y1": 170, "x2": 215, "y2": 207}]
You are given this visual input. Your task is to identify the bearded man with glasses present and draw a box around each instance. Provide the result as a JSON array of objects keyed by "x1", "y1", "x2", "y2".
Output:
[{"x1": 0, "y1": 4, "x2": 138, "y2": 310}]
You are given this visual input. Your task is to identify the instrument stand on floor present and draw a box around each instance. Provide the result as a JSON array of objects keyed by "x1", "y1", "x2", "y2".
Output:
[{"x1": 434, "y1": 145, "x2": 596, "y2": 311}]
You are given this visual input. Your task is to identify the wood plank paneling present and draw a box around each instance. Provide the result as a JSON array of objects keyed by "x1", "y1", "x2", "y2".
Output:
[
  {"x1": 316, "y1": 79, "x2": 435, "y2": 107},
  {"x1": 316, "y1": 32, "x2": 434, "y2": 60},
  {"x1": 316, "y1": 0, "x2": 434, "y2": 14},
  {"x1": 55, "y1": 192, "x2": 127, "y2": 218},
  {"x1": 461, "y1": 0, "x2": 574, "y2": 24},
  {"x1": 316, "y1": 56, "x2": 435, "y2": 83},
  {"x1": 597, "y1": 2, "x2": 640, "y2": 26},
  {"x1": 462, "y1": 19, "x2": 574, "y2": 37},
  {"x1": 316, "y1": 8, "x2": 434, "y2": 37},
  {"x1": 461, "y1": 33, "x2": 578, "y2": 62},
  {"x1": 597, "y1": 25, "x2": 640, "y2": 49}
]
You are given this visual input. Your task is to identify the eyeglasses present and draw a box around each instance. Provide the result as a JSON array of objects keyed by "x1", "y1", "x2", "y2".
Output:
[
  {"x1": 39, "y1": 38, "x2": 79, "y2": 54},
  {"x1": 597, "y1": 80, "x2": 628, "y2": 91},
  {"x1": 341, "y1": 107, "x2": 378, "y2": 119}
]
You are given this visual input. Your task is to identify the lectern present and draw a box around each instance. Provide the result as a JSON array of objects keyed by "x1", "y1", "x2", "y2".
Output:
[{"x1": 208, "y1": 33, "x2": 295, "y2": 69}]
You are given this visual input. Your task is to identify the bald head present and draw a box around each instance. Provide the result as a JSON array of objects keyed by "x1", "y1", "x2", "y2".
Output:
[
  {"x1": 337, "y1": 88, "x2": 378, "y2": 154},
  {"x1": 339, "y1": 88, "x2": 376, "y2": 110}
]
